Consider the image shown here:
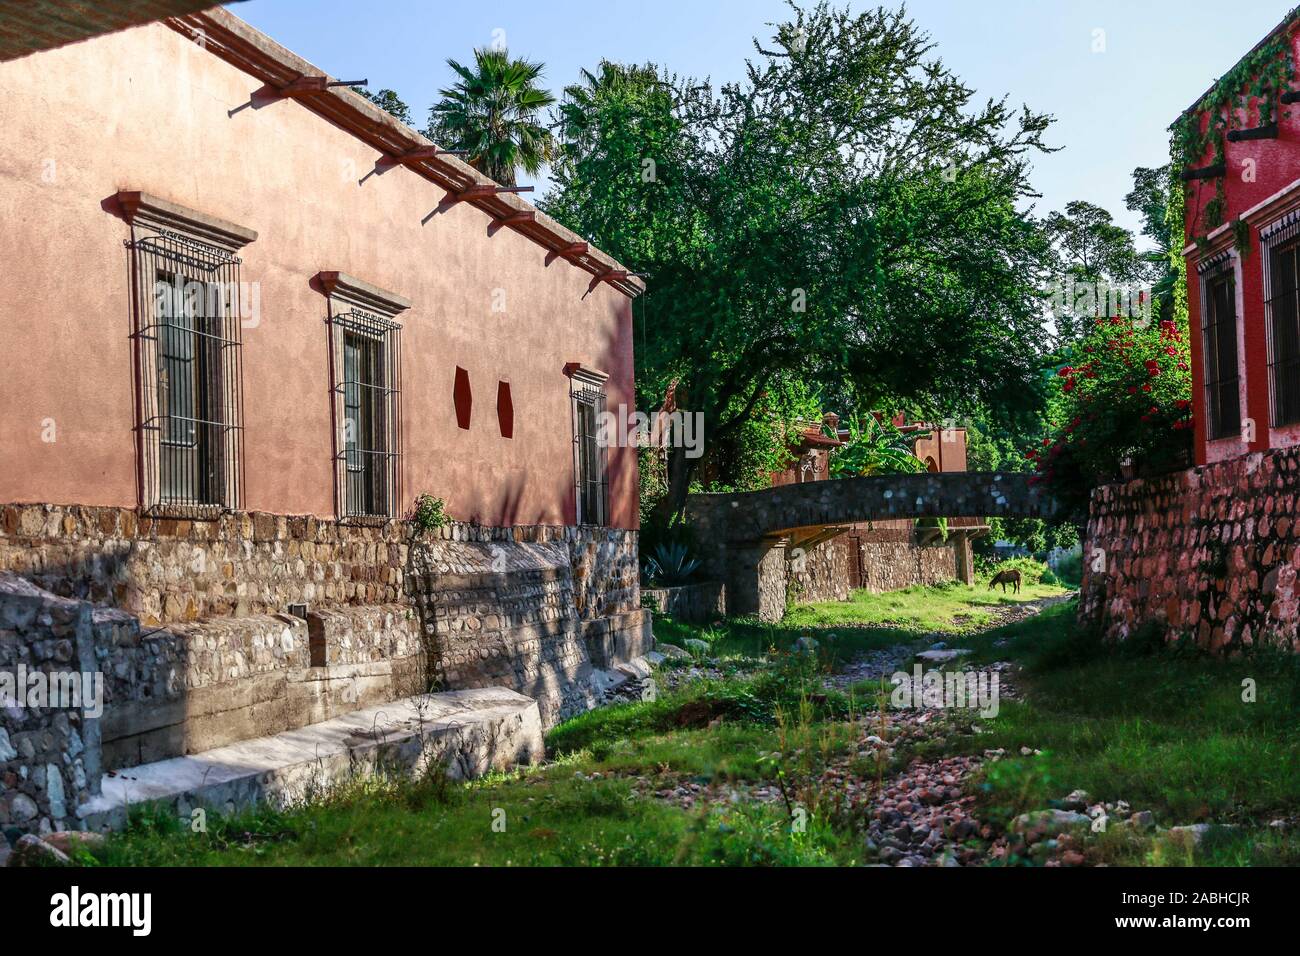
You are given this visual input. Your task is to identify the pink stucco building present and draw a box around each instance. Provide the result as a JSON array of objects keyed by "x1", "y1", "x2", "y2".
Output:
[
  {"x1": 0, "y1": 7, "x2": 642, "y2": 530},
  {"x1": 0, "y1": 7, "x2": 654, "y2": 804}
]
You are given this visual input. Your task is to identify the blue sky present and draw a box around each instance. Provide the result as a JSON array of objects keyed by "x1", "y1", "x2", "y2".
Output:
[{"x1": 231, "y1": 0, "x2": 1289, "y2": 243}]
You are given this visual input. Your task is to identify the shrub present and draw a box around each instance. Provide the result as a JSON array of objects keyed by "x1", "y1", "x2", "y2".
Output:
[
  {"x1": 1030, "y1": 310, "x2": 1193, "y2": 520},
  {"x1": 982, "y1": 556, "x2": 1051, "y2": 585},
  {"x1": 408, "y1": 494, "x2": 450, "y2": 536}
]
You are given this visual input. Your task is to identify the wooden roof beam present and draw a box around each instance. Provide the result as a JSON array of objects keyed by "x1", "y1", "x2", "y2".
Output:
[
  {"x1": 395, "y1": 145, "x2": 470, "y2": 165},
  {"x1": 449, "y1": 184, "x2": 534, "y2": 205},
  {"x1": 279, "y1": 75, "x2": 367, "y2": 98}
]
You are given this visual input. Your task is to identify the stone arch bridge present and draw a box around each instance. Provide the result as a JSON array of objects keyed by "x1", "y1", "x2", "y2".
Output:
[{"x1": 684, "y1": 472, "x2": 1059, "y2": 621}]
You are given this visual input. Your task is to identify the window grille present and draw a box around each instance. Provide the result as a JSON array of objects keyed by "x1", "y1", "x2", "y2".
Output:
[
  {"x1": 329, "y1": 309, "x2": 402, "y2": 519},
  {"x1": 129, "y1": 231, "x2": 245, "y2": 515},
  {"x1": 571, "y1": 379, "x2": 608, "y2": 526},
  {"x1": 1198, "y1": 260, "x2": 1240, "y2": 441},
  {"x1": 1264, "y1": 216, "x2": 1300, "y2": 426}
]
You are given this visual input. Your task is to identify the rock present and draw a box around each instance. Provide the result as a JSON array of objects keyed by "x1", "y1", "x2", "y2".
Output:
[
  {"x1": 8, "y1": 834, "x2": 70, "y2": 867},
  {"x1": 793, "y1": 636, "x2": 819, "y2": 655},
  {"x1": 1011, "y1": 809, "x2": 1092, "y2": 837},
  {"x1": 915, "y1": 649, "x2": 972, "y2": 663},
  {"x1": 42, "y1": 831, "x2": 106, "y2": 858},
  {"x1": 615, "y1": 658, "x2": 654, "y2": 681},
  {"x1": 682, "y1": 639, "x2": 711, "y2": 656},
  {"x1": 654, "y1": 642, "x2": 691, "y2": 660},
  {"x1": 7, "y1": 793, "x2": 38, "y2": 824},
  {"x1": 1128, "y1": 810, "x2": 1155, "y2": 830},
  {"x1": 1061, "y1": 789, "x2": 1090, "y2": 811},
  {"x1": 1167, "y1": 823, "x2": 1239, "y2": 847},
  {"x1": 1060, "y1": 850, "x2": 1086, "y2": 867},
  {"x1": 930, "y1": 641, "x2": 948, "y2": 650}
]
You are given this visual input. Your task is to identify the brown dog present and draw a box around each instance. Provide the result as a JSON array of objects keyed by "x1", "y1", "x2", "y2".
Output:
[{"x1": 989, "y1": 569, "x2": 1022, "y2": 594}]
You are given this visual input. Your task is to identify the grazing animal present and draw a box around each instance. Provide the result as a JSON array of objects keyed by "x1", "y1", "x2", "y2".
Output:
[{"x1": 989, "y1": 568, "x2": 1022, "y2": 594}]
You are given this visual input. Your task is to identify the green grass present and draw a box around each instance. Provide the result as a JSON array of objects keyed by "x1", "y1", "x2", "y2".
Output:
[
  {"x1": 94, "y1": 762, "x2": 861, "y2": 867},
  {"x1": 783, "y1": 580, "x2": 1069, "y2": 634},
  {"x1": 945, "y1": 600, "x2": 1300, "y2": 864},
  {"x1": 80, "y1": 580, "x2": 1300, "y2": 868}
]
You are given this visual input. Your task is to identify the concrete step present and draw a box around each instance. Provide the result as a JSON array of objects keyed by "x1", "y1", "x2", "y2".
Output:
[{"x1": 78, "y1": 687, "x2": 543, "y2": 831}]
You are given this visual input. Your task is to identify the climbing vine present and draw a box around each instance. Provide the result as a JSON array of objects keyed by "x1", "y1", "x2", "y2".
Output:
[{"x1": 1172, "y1": 16, "x2": 1299, "y2": 246}]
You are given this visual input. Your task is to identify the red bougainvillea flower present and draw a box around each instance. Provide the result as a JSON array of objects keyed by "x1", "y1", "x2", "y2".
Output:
[
  {"x1": 1127, "y1": 385, "x2": 1137, "y2": 395},
  {"x1": 1142, "y1": 384, "x2": 1152, "y2": 392}
]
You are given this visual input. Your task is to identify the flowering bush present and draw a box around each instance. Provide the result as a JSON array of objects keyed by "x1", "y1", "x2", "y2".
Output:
[{"x1": 1030, "y1": 308, "x2": 1193, "y2": 518}]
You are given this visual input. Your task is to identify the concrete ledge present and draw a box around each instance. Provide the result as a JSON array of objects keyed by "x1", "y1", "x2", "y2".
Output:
[{"x1": 80, "y1": 687, "x2": 542, "y2": 831}]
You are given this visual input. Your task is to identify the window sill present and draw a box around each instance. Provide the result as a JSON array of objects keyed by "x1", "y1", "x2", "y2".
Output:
[{"x1": 144, "y1": 503, "x2": 228, "y2": 521}]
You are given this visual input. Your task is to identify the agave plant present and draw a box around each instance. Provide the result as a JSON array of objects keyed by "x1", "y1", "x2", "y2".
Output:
[
  {"x1": 825, "y1": 415, "x2": 927, "y2": 477},
  {"x1": 642, "y1": 541, "x2": 702, "y2": 586}
]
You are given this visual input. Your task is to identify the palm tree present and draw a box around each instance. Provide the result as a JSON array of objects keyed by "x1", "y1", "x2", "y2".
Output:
[
  {"x1": 556, "y1": 60, "x2": 663, "y2": 160},
  {"x1": 427, "y1": 47, "x2": 556, "y2": 187}
]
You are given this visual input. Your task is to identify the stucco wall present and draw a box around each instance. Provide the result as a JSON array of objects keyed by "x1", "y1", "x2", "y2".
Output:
[
  {"x1": 0, "y1": 20, "x2": 637, "y2": 528},
  {"x1": 1180, "y1": 20, "x2": 1300, "y2": 466}
]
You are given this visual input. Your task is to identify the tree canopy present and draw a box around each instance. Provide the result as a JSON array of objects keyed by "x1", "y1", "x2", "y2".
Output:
[{"x1": 544, "y1": 0, "x2": 1059, "y2": 517}]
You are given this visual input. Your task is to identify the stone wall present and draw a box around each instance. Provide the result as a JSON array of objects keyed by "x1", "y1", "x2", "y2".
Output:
[
  {"x1": 407, "y1": 526, "x2": 650, "y2": 728},
  {"x1": 686, "y1": 471, "x2": 1056, "y2": 543},
  {"x1": 1081, "y1": 446, "x2": 1300, "y2": 649},
  {"x1": 0, "y1": 575, "x2": 101, "y2": 836},
  {"x1": 0, "y1": 503, "x2": 408, "y2": 625},
  {"x1": 642, "y1": 581, "x2": 727, "y2": 624},
  {"x1": 857, "y1": 535, "x2": 959, "y2": 593},
  {"x1": 789, "y1": 536, "x2": 851, "y2": 604},
  {"x1": 1, "y1": 508, "x2": 653, "y2": 837}
]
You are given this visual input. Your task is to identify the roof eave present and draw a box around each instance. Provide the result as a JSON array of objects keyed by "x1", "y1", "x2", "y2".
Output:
[{"x1": 165, "y1": 7, "x2": 645, "y2": 298}]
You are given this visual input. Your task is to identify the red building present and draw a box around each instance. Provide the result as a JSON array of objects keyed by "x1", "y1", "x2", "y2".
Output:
[{"x1": 1180, "y1": 9, "x2": 1300, "y2": 464}]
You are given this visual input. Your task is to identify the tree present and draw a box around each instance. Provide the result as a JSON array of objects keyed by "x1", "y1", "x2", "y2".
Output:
[
  {"x1": 1044, "y1": 200, "x2": 1144, "y2": 342},
  {"x1": 427, "y1": 48, "x2": 556, "y2": 186},
  {"x1": 1126, "y1": 163, "x2": 1180, "y2": 321},
  {"x1": 352, "y1": 87, "x2": 413, "y2": 126},
  {"x1": 544, "y1": 1, "x2": 1058, "y2": 521},
  {"x1": 1030, "y1": 167, "x2": 1193, "y2": 521}
]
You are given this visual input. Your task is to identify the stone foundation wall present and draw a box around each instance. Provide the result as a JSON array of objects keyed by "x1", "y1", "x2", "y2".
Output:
[
  {"x1": 857, "y1": 536, "x2": 959, "y2": 593},
  {"x1": 788, "y1": 536, "x2": 851, "y2": 604},
  {"x1": 407, "y1": 529, "x2": 650, "y2": 727},
  {"x1": 0, "y1": 575, "x2": 101, "y2": 836},
  {"x1": 0, "y1": 503, "x2": 408, "y2": 625},
  {"x1": 642, "y1": 581, "x2": 727, "y2": 624},
  {"x1": 1, "y1": 508, "x2": 652, "y2": 837},
  {"x1": 1081, "y1": 446, "x2": 1300, "y2": 650}
]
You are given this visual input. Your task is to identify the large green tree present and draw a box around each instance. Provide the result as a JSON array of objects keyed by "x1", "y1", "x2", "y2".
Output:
[
  {"x1": 1043, "y1": 200, "x2": 1144, "y2": 343},
  {"x1": 545, "y1": 1, "x2": 1058, "y2": 520},
  {"x1": 427, "y1": 47, "x2": 556, "y2": 186}
]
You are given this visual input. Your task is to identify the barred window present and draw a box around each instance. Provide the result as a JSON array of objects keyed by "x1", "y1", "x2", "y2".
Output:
[
  {"x1": 1200, "y1": 263, "x2": 1240, "y2": 441},
  {"x1": 1266, "y1": 232, "x2": 1300, "y2": 426},
  {"x1": 330, "y1": 310, "x2": 402, "y2": 519},
  {"x1": 130, "y1": 232, "x2": 245, "y2": 514},
  {"x1": 571, "y1": 374, "x2": 608, "y2": 526}
]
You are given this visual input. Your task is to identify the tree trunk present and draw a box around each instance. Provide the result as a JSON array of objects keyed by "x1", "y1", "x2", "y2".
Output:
[{"x1": 650, "y1": 444, "x2": 695, "y2": 527}]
